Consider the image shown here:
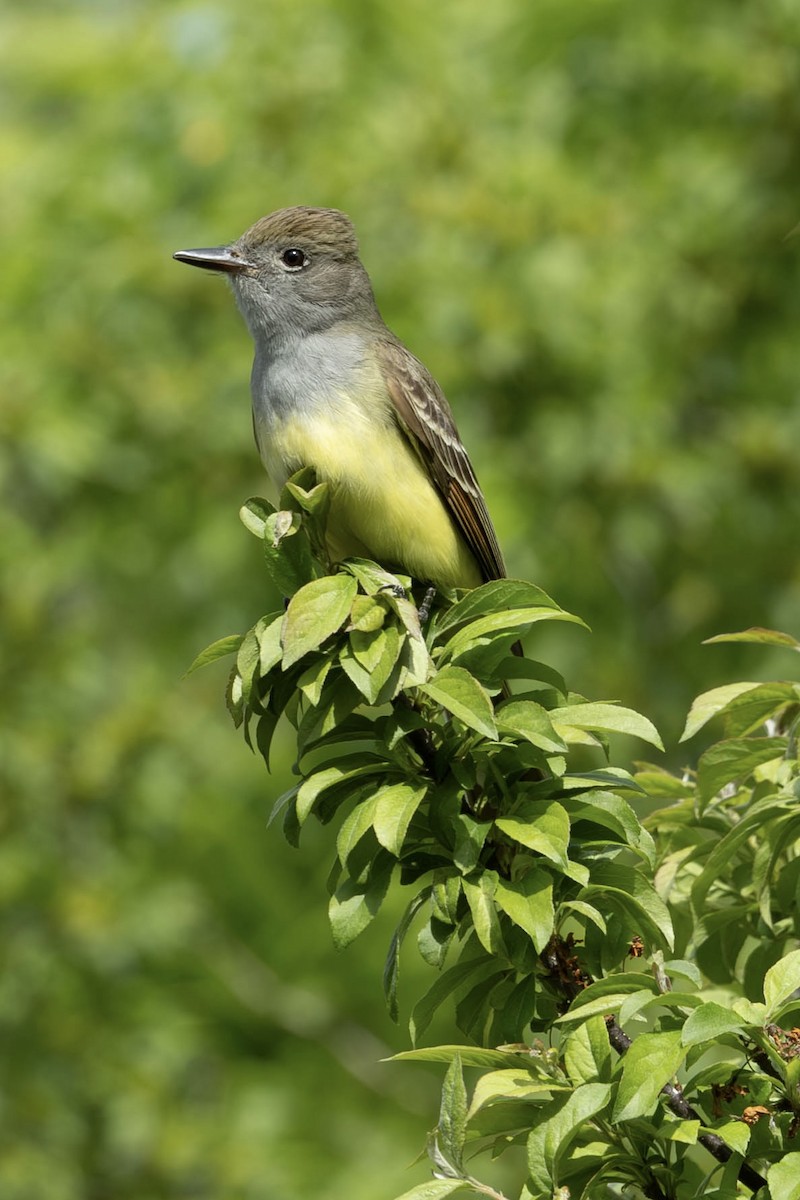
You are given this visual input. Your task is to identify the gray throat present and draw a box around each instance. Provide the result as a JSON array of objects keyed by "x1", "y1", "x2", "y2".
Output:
[{"x1": 249, "y1": 326, "x2": 380, "y2": 430}]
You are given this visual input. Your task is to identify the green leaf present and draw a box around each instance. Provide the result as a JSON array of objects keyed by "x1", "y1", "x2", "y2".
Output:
[
  {"x1": 417, "y1": 916, "x2": 453, "y2": 974},
  {"x1": 612, "y1": 1031, "x2": 686, "y2": 1122},
  {"x1": 255, "y1": 711, "x2": 278, "y2": 768},
  {"x1": 267, "y1": 783, "x2": 300, "y2": 827},
  {"x1": 680, "y1": 681, "x2": 765, "y2": 741},
  {"x1": 336, "y1": 794, "x2": 380, "y2": 867},
  {"x1": 399, "y1": 629, "x2": 433, "y2": 688},
  {"x1": 297, "y1": 655, "x2": 333, "y2": 705},
  {"x1": 564, "y1": 1014, "x2": 613, "y2": 1085},
  {"x1": 239, "y1": 495, "x2": 276, "y2": 538},
  {"x1": 453, "y1": 814, "x2": 492, "y2": 873},
  {"x1": 691, "y1": 794, "x2": 798, "y2": 911},
  {"x1": 348, "y1": 593, "x2": 388, "y2": 632},
  {"x1": 680, "y1": 1002, "x2": 747, "y2": 1047},
  {"x1": 495, "y1": 801, "x2": 571, "y2": 871},
  {"x1": 418, "y1": 917, "x2": 454, "y2": 970},
  {"x1": 341, "y1": 625, "x2": 403, "y2": 703},
  {"x1": 555, "y1": 973, "x2": 657, "y2": 1024},
  {"x1": 496, "y1": 700, "x2": 568, "y2": 753},
  {"x1": 581, "y1": 864, "x2": 674, "y2": 950},
  {"x1": 559, "y1": 767, "x2": 644, "y2": 792},
  {"x1": 548, "y1": 702, "x2": 663, "y2": 751},
  {"x1": 435, "y1": 579, "x2": 563, "y2": 636},
  {"x1": 296, "y1": 674, "x2": 362, "y2": 751},
  {"x1": 185, "y1": 634, "x2": 243, "y2": 676},
  {"x1": 283, "y1": 475, "x2": 331, "y2": 520},
  {"x1": 419, "y1": 666, "x2": 497, "y2": 739},
  {"x1": 472, "y1": 1105, "x2": 565, "y2": 1147},
  {"x1": 235, "y1": 625, "x2": 261, "y2": 705},
  {"x1": 732, "y1": 998, "x2": 767, "y2": 1024},
  {"x1": 328, "y1": 852, "x2": 393, "y2": 949},
  {"x1": 558, "y1": 900, "x2": 607, "y2": 935},
  {"x1": 281, "y1": 791, "x2": 301, "y2": 847},
  {"x1": 462, "y1": 873, "x2": 505, "y2": 956},
  {"x1": 755, "y1": 813, "x2": 800, "y2": 930},
  {"x1": 384, "y1": 589, "x2": 425, "y2": 641},
  {"x1": 257, "y1": 613, "x2": 284, "y2": 675},
  {"x1": 443, "y1": 606, "x2": 586, "y2": 661},
  {"x1": 704, "y1": 626, "x2": 800, "y2": 651},
  {"x1": 383, "y1": 888, "x2": 431, "y2": 1022},
  {"x1": 431, "y1": 873, "x2": 462, "y2": 925},
  {"x1": 373, "y1": 782, "x2": 428, "y2": 856},
  {"x1": 493, "y1": 656, "x2": 567, "y2": 695},
  {"x1": 437, "y1": 638, "x2": 509, "y2": 688},
  {"x1": 391, "y1": 1182, "x2": 473, "y2": 1200},
  {"x1": 634, "y1": 766, "x2": 695, "y2": 799},
  {"x1": 416, "y1": 917, "x2": 451, "y2": 975},
  {"x1": 263, "y1": 510, "x2": 317, "y2": 595},
  {"x1": 349, "y1": 624, "x2": 396, "y2": 673},
  {"x1": 282, "y1": 574, "x2": 358, "y2": 668},
  {"x1": 438, "y1": 1053, "x2": 468, "y2": 1173},
  {"x1": 278, "y1": 465, "x2": 319, "y2": 504},
  {"x1": 296, "y1": 764, "x2": 380, "y2": 825},
  {"x1": 555, "y1": 993, "x2": 637, "y2": 1024},
  {"x1": 490, "y1": 975, "x2": 537, "y2": 1043},
  {"x1": 410, "y1": 956, "x2": 496, "y2": 1045},
  {"x1": 767, "y1": 1152, "x2": 800, "y2": 1200},
  {"x1": 663, "y1": 1119, "x2": 700, "y2": 1144},
  {"x1": 565, "y1": 791, "x2": 655, "y2": 865},
  {"x1": 661, "y1": 959, "x2": 702, "y2": 988},
  {"x1": 651, "y1": 973, "x2": 693, "y2": 1010},
  {"x1": 681, "y1": 686, "x2": 796, "y2": 739},
  {"x1": 494, "y1": 869, "x2": 554, "y2": 953},
  {"x1": 459, "y1": 964, "x2": 509, "y2": 1034},
  {"x1": 390, "y1": 1046, "x2": 555, "y2": 1070},
  {"x1": 764, "y1": 948, "x2": 800, "y2": 1019},
  {"x1": 621, "y1": 988, "x2": 673, "y2": 1026},
  {"x1": 718, "y1": 681, "x2": 800, "y2": 736},
  {"x1": 707, "y1": 1120, "x2": 751, "y2": 1156},
  {"x1": 697, "y1": 736, "x2": 787, "y2": 801},
  {"x1": 467, "y1": 1069, "x2": 563, "y2": 1118},
  {"x1": 226, "y1": 665, "x2": 243, "y2": 728},
  {"x1": 527, "y1": 1082, "x2": 612, "y2": 1193},
  {"x1": 342, "y1": 557, "x2": 409, "y2": 597}
]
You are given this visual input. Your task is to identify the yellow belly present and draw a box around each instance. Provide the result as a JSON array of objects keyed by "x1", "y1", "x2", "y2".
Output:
[{"x1": 259, "y1": 400, "x2": 481, "y2": 589}]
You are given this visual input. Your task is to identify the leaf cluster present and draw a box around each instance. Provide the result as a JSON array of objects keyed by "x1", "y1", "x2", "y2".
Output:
[
  {"x1": 195, "y1": 481, "x2": 800, "y2": 1199},
  {"x1": 644, "y1": 631, "x2": 800, "y2": 1003},
  {"x1": 397, "y1": 633, "x2": 799, "y2": 1200},
  {"x1": 194, "y1": 474, "x2": 664, "y2": 1043}
]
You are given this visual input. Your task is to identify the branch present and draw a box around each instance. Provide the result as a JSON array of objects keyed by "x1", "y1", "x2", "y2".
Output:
[
  {"x1": 605, "y1": 1018, "x2": 765, "y2": 1193},
  {"x1": 543, "y1": 940, "x2": 767, "y2": 1195}
]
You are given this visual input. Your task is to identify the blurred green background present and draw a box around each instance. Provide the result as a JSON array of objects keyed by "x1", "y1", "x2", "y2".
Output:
[{"x1": 2, "y1": 0, "x2": 799, "y2": 1196}]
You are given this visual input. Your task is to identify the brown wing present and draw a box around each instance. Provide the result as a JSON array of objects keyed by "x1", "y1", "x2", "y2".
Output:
[{"x1": 377, "y1": 336, "x2": 506, "y2": 582}]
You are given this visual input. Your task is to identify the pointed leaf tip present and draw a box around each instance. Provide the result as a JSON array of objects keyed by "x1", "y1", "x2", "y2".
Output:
[{"x1": 184, "y1": 634, "x2": 243, "y2": 676}]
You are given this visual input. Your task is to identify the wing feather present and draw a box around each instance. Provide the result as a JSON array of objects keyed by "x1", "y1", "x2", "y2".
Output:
[{"x1": 377, "y1": 337, "x2": 506, "y2": 582}]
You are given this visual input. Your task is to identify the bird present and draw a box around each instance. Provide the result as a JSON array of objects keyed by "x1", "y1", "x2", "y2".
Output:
[{"x1": 174, "y1": 206, "x2": 506, "y2": 591}]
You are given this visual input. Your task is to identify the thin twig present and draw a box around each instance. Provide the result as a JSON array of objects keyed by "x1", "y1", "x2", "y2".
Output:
[
  {"x1": 604, "y1": 1016, "x2": 766, "y2": 1192},
  {"x1": 543, "y1": 939, "x2": 768, "y2": 1194}
]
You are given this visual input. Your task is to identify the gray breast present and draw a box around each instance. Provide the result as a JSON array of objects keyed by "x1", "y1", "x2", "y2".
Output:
[{"x1": 250, "y1": 329, "x2": 380, "y2": 432}]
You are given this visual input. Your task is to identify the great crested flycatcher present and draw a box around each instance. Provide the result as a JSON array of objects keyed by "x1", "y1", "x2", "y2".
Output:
[{"x1": 174, "y1": 206, "x2": 506, "y2": 589}]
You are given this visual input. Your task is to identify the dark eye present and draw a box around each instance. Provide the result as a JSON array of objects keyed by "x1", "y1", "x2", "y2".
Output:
[{"x1": 280, "y1": 247, "x2": 307, "y2": 270}]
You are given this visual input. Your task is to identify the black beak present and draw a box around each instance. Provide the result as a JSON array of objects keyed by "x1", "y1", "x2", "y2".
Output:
[{"x1": 172, "y1": 245, "x2": 255, "y2": 274}]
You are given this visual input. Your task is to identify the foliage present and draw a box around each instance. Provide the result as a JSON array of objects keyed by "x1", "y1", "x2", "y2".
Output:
[{"x1": 198, "y1": 474, "x2": 800, "y2": 1198}]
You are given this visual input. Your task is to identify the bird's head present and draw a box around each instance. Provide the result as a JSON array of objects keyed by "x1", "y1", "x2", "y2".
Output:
[{"x1": 174, "y1": 206, "x2": 379, "y2": 342}]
